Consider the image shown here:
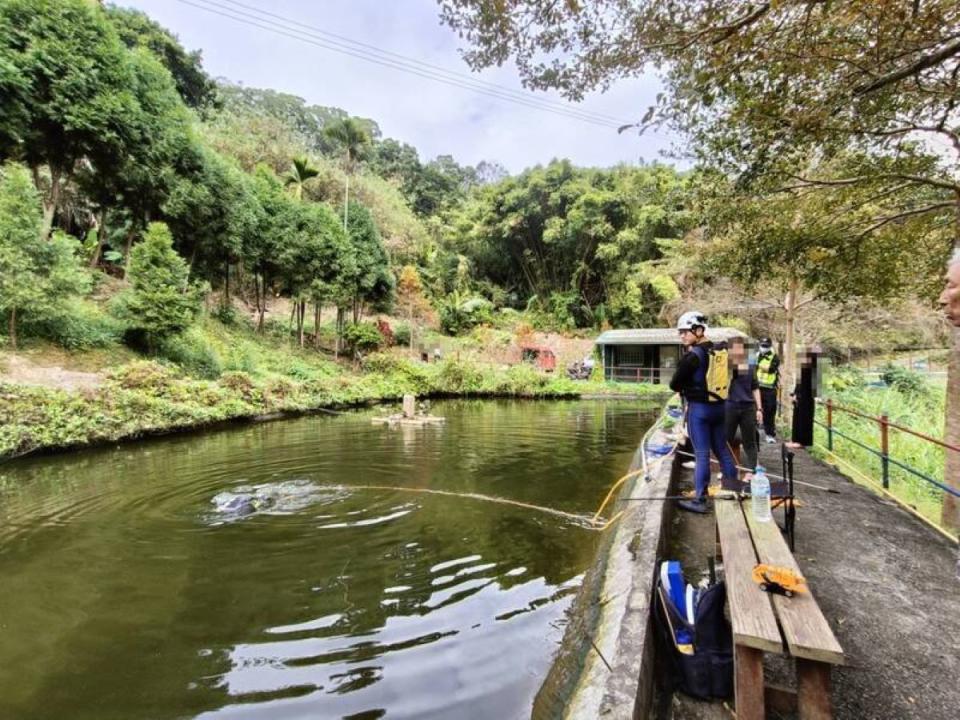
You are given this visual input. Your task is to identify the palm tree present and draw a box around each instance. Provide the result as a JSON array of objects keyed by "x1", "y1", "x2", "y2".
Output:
[
  {"x1": 283, "y1": 156, "x2": 320, "y2": 201},
  {"x1": 322, "y1": 118, "x2": 372, "y2": 230}
]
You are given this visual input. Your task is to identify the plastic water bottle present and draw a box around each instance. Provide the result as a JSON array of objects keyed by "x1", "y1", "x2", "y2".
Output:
[{"x1": 751, "y1": 466, "x2": 771, "y2": 522}]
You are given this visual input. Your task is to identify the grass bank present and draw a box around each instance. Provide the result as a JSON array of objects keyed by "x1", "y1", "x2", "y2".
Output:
[
  {"x1": 0, "y1": 336, "x2": 666, "y2": 461},
  {"x1": 812, "y1": 366, "x2": 948, "y2": 526}
]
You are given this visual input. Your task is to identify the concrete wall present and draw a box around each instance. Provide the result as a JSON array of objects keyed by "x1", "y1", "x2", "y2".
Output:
[{"x1": 533, "y1": 445, "x2": 677, "y2": 719}]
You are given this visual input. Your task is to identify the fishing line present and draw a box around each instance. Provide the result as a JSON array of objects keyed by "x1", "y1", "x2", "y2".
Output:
[
  {"x1": 674, "y1": 449, "x2": 838, "y2": 493},
  {"x1": 342, "y1": 484, "x2": 604, "y2": 528}
]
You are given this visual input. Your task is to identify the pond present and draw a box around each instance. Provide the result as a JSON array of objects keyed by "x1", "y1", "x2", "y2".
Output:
[{"x1": 0, "y1": 399, "x2": 654, "y2": 720}]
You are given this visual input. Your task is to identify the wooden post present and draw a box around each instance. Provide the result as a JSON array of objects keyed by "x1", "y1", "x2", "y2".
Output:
[
  {"x1": 734, "y1": 645, "x2": 765, "y2": 720},
  {"x1": 402, "y1": 394, "x2": 416, "y2": 419},
  {"x1": 797, "y1": 659, "x2": 832, "y2": 720}
]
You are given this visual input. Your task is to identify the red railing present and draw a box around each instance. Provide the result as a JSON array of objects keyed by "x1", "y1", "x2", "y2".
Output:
[{"x1": 816, "y1": 398, "x2": 959, "y2": 498}]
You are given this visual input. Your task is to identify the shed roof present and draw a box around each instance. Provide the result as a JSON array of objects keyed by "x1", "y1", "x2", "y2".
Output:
[{"x1": 595, "y1": 327, "x2": 747, "y2": 346}]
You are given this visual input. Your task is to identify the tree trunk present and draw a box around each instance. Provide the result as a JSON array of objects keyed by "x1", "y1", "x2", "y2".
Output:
[
  {"x1": 121, "y1": 226, "x2": 136, "y2": 277},
  {"x1": 782, "y1": 276, "x2": 799, "y2": 431},
  {"x1": 943, "y1": 327, "x2": 960, "y2": 530},
  {"x1": 314, "y1": 303, "x2": 321, "y2": 350},
  {"x1": 257, "y1": 274, "x2": 267, "y2": 332},
  {"x1": 8, "y1": 307, "x2": 16, "y2": 350},
  {"x1": 942, "y1": 208, "x2": 960, "y2": 531},
  {"x1": 38, "y1": 165, "x2": 63, "y2": 239},
  {"x1": 335, "y1": 307, "x2": 345, "y2": 359},
  {"x1": 298, "y1": 301, "x2": 306, "y2": 347},
  {"x1": 289, "y1": 302, "x2": 296, "y2": 343},
  {"x1": 409, "y1": 300, "x2": 415, "y2": 355},
  {"x1": 224, "y1": 260, "x2": 231, "y2": 308},
  {"x1": 88, "y1": 209, "x2": 106, "y2": 268},
  {"x1": 343, "y1": 154, "x2": 350, "y2": 232}
]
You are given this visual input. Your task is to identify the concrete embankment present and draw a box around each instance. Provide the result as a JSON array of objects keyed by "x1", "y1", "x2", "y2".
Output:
[{"x1": 533, "y1": 435, "x2": 678, "y2": 719}]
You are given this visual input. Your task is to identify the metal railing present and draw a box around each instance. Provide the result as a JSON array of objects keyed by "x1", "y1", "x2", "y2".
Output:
[{"x1": 815, "y1": 397, "x2": 959, "y2": 499}]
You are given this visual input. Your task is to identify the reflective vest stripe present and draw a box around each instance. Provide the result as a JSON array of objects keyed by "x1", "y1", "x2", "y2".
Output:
[{"x1": 757, "y1": 355, "x2": 777, "y2": 388}]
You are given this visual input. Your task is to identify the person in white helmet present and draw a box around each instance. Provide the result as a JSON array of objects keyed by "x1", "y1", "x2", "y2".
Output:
[{"x1": 669, "y1": 311, "x2": 738, "y2": 513}]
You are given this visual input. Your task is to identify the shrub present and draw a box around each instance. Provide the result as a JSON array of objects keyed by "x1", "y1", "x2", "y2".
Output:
[
  {"x1": 376, "y1": 318, "x2": 395, "y2": 346},
  {"x1": 157, "y1": 331, "x2": 223, "y2": 379},
  {"x1": 264, "y1": 376, "x2": 296, "y2": 405},
  {"x1": 439, "y1": 295, "x2": 493, "y2": 335},
  {"x1": 212, "y1": 304, "x2": 240, "y2": 326},
  {"x1": 393, "y1": 323, "x2": 411, "y2": 347},
  {"x1": 434, "y1": 358, "x2": 484, "y2": 393},
  {"x1": 879, "y1": 364, "x2": 929, "y2": 397},
  {"x1": 362, "y1": 352, "x2": 432, "y2": 394},
  {"x1": 21, "y1": 301, "x2": 124, "y2": 350},
  {"x1": 825, "y1": 365, "x2": 866, "y2": 393},
  {"x1": 218, "y1": 371, "x2": 260, "y2": 403},
  {"x1": 107, "y1": 361, "x2": 179, "y2": 394},
  {"x1": 343, "y1": 322, "x2": 384, "y2": 354}
]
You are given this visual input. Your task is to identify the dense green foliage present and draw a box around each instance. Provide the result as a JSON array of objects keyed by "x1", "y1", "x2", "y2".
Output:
[
  {"x1": 115, "y1": 222, "x2": 205, "y2": 349},
  {"x1": 0, "y1": 163, "x2": 90, "y2": 347},
  {"x1": 445, "y1": 161, "x2": 690, "y2": 328},
  {"x1": 816, "y1": 370, "x2": 946, "y2": 523}
]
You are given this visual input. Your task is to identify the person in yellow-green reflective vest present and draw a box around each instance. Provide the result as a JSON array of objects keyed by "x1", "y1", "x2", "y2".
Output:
[{"x1": 756, "y1": 338, "x2": 780, "y2": 443}]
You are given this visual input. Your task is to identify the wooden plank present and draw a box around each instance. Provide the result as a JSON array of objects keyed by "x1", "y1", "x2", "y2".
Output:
[
  {"x1": 715, "y1": 500, "x2": 783, "y2": 653},
  {"x1": 734, "y1": 644, "x2": 765, "y2": 720},
  {"x1": 745, "y1": 511, "x2": 845, "y2": 665},
  {"x1": 797, "y1": 658, "x2": 833, "y2": 720}
]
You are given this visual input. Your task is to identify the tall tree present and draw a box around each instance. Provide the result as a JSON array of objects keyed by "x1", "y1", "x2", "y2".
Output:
[
  {"x1": 0, "y1": 0, "x2": 142, "y2": 237},
  {"x1": 276, "y1": 201, "x2": 353, "y2": 348},
  {"x1": 0, "y1": 163, "x2": 90, "y2": 349},
  {"x1": 105, "y1": 5, "x2": 218, "y2": 110},
  {"x1": 323, "y1": 117, "x2": 372, "y2": 230}
]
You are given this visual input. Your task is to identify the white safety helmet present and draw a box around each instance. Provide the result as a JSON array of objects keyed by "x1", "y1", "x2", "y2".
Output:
[{"x1": 676, "y1": 310, "x2": 708, "y2": 332}]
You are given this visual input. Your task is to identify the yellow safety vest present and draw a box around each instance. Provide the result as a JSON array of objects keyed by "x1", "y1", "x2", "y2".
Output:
[{"x1": 757, "y1": 353, "x2": 778, "y2": 388}]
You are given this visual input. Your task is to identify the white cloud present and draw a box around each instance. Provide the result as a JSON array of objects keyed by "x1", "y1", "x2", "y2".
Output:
[{"x1": 121, "y1": 0, "x2": 683, "y2": 172}]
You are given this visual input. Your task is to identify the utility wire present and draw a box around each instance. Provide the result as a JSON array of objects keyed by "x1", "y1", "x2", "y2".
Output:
[
  {"x1": 212, "y1": 0, "x2": 632, "y2": 126},
  {"x1": 173, "y1": 0, "x2": 628, "y2": 129},
  {"x1": 179, "y1": 0, "x2": 622, "y2": 127}
]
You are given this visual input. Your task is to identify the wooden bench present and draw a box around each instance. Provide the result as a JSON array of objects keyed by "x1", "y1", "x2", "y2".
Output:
[{"x1": 716, "y1": 498, "x2": 844, "y2": 720}]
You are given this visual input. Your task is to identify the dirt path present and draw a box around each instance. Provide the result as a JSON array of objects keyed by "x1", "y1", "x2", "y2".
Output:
[{"x1": 0, "y1": 353, "x2": 103, "y2": 392}]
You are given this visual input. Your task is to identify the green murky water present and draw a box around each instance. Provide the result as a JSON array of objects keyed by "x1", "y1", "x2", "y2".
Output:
[{"x1": 0, "y1": 399, "x2": 651, "y2": 720}]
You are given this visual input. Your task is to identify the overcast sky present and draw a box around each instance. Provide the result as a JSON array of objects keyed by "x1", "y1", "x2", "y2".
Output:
[{"x1": 119, "y1": 0, "x2": 682, "y2": 173}]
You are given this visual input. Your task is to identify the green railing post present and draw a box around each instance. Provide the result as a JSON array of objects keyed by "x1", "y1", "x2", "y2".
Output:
[
  {"x1": 880, "y1": 413, "x2": 890, "y2": 489},
  {"x1": 826, "y1": 398, "x2": 834, "y2": 452}
]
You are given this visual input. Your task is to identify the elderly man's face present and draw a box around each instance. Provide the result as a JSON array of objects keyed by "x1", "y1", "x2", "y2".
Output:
[{"x1": 940, "y1": 262, "x2": 960, "y2": 328}]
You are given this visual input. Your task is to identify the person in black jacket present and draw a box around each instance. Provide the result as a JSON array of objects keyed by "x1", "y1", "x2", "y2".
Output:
[
  {"x1": 669, "y1": 311, "x2": 738, "y2": 513},
  {"x1": 725, "y1": 337, "x2": 762, "y2": 475}
]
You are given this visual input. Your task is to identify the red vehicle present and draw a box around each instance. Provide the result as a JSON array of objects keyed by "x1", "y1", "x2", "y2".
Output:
[{"x1": 519, "y1": 345, "x2": 557, "y2": 372}]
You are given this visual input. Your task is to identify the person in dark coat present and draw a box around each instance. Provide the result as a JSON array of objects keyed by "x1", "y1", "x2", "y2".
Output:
[
  {"x1": 725, "y1": 337, "x2": 763, "y2": 477},
  {"x1": 790, "y1": 347, "x2": 820, "y2": 447}
]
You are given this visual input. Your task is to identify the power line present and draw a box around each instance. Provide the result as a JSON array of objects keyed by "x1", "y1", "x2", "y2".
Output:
[
  {"x1": 171, "y1": 0, "x2": 629, "y2": 129},
  {"x1": 178, "y1": 0, "x2": 623, "y2": 127},
  {"x1": 213, "y1": 0, "x2": 632, "y2": 126}
]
